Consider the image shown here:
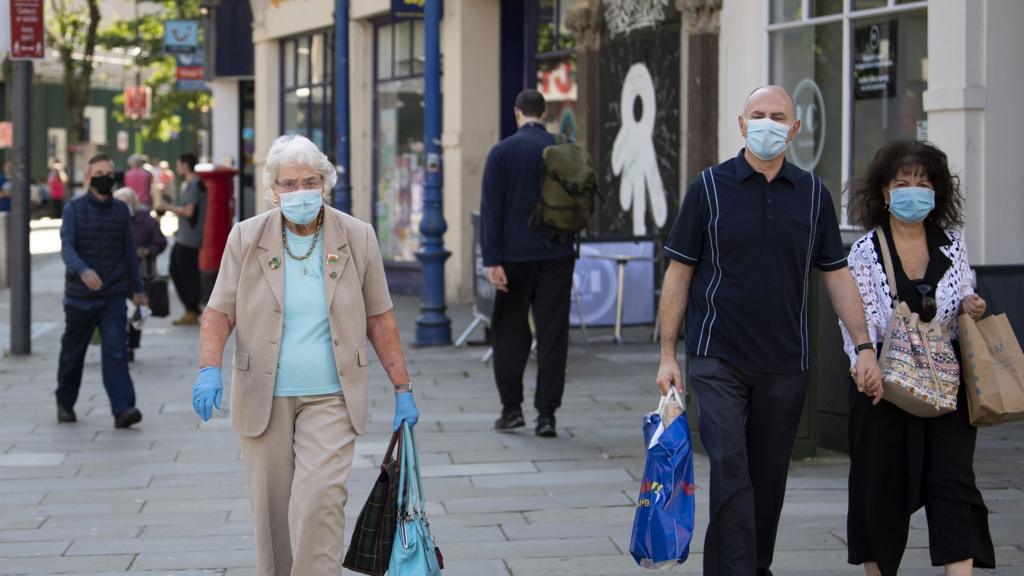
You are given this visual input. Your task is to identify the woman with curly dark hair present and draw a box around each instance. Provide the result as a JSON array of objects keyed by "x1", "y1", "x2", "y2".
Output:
[{"x1": 839, "y1": 139, "x2": 995, "y2": 576}]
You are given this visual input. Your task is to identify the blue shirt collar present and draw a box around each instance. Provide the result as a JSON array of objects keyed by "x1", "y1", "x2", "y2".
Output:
[{"x1": 734, "y1": 148, "x2": 800, "y2": 184}]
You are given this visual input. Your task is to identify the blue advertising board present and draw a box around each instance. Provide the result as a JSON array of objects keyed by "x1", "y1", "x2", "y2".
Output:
[
  {"x1": 391, "y1": 0, "x2": 424, "y2": 20},
  {"x1": 164, "y1": 20, "x2": 200, "y2": 54},
  {"x1": 571, "y1": 240, "x2": 656, "y2": 328}
]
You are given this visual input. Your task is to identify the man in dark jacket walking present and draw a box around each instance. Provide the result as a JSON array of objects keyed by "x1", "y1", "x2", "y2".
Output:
[
  {"x1": 56, "y1": 154, "x2": 147, "y2": 428},
  {"x1": 481, "y1": 90, "x2": 575, "y2": 438}
]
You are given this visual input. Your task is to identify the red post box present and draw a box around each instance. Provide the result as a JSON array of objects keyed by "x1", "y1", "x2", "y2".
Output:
[{"x1": 197, "y1": 164, "x2": 237, "y2": 304}]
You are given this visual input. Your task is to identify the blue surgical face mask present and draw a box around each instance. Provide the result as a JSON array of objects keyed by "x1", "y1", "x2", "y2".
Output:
[
  {"x1": 888, "y1": 186, "x2": 935, "y2": 224},
  {"x1": 745, "y1": 118, "x2": 792, "y2": 161},
  {"x1": 279, "y1": 188, "x2": 323, "y2": 225}
]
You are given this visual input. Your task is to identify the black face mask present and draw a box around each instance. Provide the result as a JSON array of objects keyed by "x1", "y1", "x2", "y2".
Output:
[{"x1": 91, "y1": 174, "x2": 115, "y2": 196}]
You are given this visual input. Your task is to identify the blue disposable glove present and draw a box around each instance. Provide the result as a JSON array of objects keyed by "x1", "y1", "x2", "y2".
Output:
[
  {"x1": 393, "y1": 391, "x2": 419, "y2": 431},
  {"x1": 192, "y1": 366, "x2": 223, "y2": 422}
]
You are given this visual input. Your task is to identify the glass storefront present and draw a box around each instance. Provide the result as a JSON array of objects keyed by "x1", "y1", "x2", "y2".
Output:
[
  {"x1": 280, "y1": 30, "x2": 334, "y2": 159},
  {"x1": 768, "y1": 1, "x2": 927, "y2": 228},
  {"x1": 374, "y1": 19, "x2": 437, "y2": 264},
  {"x1": 534, "y1": 0, "x2": 577, "y2": 139}
]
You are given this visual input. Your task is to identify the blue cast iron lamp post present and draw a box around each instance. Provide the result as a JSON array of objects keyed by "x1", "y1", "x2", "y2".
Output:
[
  {"x1": 414, "y1": 0, "x2": 452, "y2": 346},
  {"x1": 333, "y1": 0, "x2": 352, "y2": 213}
]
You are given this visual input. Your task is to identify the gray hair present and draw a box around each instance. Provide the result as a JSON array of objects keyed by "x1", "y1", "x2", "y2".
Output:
[
  {"x1": 128, "y1": 154, "x2": 145, "y2": 167},
  {"x1": 262, "y1": 135, "x2": 338, "y2": 195},
  {"x1": 113, "y1": 187, "x2": 139, "y2": 213}
]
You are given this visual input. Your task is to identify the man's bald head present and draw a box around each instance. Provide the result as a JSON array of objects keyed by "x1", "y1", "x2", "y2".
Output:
[{"x1": 743, "y1": 85, "x2": 796, "y2": 122}]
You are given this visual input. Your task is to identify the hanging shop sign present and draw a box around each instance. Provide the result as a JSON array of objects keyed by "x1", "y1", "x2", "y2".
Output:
[
  {"x1": 391, "y1": 0, "x2": 424, "y2": 20},
  {"x1": 124, "y1": 86, "x2": 152, "y2": 119},
  {"x1": 164, "y1": 19, "x2": 200, "y2": 54}
]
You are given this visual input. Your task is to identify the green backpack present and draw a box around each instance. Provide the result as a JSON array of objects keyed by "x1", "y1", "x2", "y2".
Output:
[{"x1": 531, "y1": 135, "x2": 598, "y2": 236}]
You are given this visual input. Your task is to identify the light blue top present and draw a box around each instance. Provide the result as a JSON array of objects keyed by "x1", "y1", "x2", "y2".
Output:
[{"x1": 274, "y1": 228, "x2": 342, "y2": 397}]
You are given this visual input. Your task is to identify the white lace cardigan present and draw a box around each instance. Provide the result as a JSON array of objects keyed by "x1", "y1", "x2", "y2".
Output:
[{"x1": 839, "y1": 228, "x2": 976, "y2": 366}]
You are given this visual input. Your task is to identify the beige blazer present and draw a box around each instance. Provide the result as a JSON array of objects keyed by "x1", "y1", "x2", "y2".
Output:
[{"x1": 206, "y1": 207, "x2": 392, "y2": 437}]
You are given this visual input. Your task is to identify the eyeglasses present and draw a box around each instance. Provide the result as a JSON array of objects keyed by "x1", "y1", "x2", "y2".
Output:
[
  {"x1": 916, "y1": 283, "x2": 937, "y2": 318},
  {"x1": 274, "y1": 176, "x2": 323, "y2": 193}
]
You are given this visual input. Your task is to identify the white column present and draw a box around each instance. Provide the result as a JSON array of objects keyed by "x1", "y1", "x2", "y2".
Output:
[
  {"x1": 441, "y1": 0, "x2": 501, "y2": 303},
  {"x1": 252, "y1": 39, "x2": 281, "y2": 214},
  {"x1": 350, "y1": 19, "x2": 375, "y2": 224},
  {"x1": 717, "y1": 0, "x2": 764, "y2": 162}
]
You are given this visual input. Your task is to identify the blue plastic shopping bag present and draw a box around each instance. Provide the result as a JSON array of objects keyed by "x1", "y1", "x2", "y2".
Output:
[{"x1": 629, "y1": 388, "x2": 695, "y2": 569}]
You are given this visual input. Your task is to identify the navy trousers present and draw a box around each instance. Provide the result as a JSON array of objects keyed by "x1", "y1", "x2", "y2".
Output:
[
  {"x1": 56, "y1": 297, "x2": 137, "y2": 416},
  {"x1": 689, "y1": 356, "x2": 808, "y2": 576}
]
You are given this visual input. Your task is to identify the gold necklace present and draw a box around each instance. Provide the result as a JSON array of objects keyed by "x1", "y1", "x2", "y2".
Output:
[{"x1": 281, "y1": 212, "x2": 323, "y2": 276}]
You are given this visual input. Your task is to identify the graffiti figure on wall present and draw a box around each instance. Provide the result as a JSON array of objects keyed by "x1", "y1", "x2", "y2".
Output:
[{"x1": 611, "y1": 63, "x2": 668, "y2": 236}]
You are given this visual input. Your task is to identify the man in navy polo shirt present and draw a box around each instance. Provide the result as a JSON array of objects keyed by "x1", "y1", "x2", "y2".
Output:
[
  {"x1": 656, "y1": 86, "x2": 881, "y2": 576},
  {"x1": 481, "y1": 90, "x2": 575, "y2": 438}
]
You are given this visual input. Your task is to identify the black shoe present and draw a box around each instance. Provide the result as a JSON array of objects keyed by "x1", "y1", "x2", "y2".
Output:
[
  {"x1": 535, "y1": 414, "x2": 557, "y2": 438},
  {"x1": 114, "y1": 407, "x2": 143, "y2": 429},
  {"x1": 57, "y1": 404, "x2": 77, "y2": 424},
  {"x1": 494, "y1": 411, "x2": 526, "y2": 431},
  {"x1": 126, "y1": 349, "x2": 135, "y2": 363}
]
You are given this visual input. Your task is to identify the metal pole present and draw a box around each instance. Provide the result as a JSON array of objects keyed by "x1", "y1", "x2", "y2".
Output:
[
  {"x1": 134, "y1": 0, "x2": 143, "y2": 155},
  {"x1": 332, "y1": 0, "x2": 352, "y2": 213},
  {"x1": 414, "y1": 0, "x2": 451, "y2": 346},
  {"x1": 9, "y1": 60, "x2": 33, "y2": 355}
]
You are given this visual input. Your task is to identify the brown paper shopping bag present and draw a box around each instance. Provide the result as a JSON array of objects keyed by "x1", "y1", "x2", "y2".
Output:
[{"x1": 959, "y1": 313, "x2": 1024, "y2": 426}]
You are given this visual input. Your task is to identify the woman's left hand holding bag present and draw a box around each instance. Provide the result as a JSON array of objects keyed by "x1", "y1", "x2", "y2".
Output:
[
  {"x1": 393, "y1": 391, "x2": 419, "y2": 431},
  {"x1": 962, "y1": 294, "x2": 987, "y2": 320},
  {"x1": 192, "y1": 367, "x2": 223, "y2": 421}
]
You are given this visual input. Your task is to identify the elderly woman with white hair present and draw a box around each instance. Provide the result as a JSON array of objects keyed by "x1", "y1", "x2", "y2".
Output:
[
  {"x1": 113, "y1": 187, "x2": 166, "y2": 361},
  {"x1": 191, "y1": 135, "x2": 419, "y2": 575}
]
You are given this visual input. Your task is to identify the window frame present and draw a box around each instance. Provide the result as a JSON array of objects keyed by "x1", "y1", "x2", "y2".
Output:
[
  {"x1": 763, "y1": 0, "x2": 927, "y2": 229},
  {"x1": 278, "y1": 28, "x2": 335, "y2": 160}
]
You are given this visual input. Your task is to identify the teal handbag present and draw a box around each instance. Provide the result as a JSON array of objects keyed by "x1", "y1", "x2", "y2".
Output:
[{"x1": 388, "y1": 422, "x2": 443, "y2": 575}]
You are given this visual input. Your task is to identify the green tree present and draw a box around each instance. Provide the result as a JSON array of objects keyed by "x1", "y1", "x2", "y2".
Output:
[
  {"x1": 99, "y1": 0, "x2": 210, "y2": 152},
  {"x1": 45, "y1": 0, "x2": 102, "y2": 157}
]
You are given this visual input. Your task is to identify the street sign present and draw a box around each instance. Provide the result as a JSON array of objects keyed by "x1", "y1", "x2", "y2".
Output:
[
  {"x1": 124, "y1": 86, "x2": 151, "y2": 119},
  {"x1": 117, "y1": 130, "x2": 129, "y2": 152},
  {"x1": 9, "y1": 0, "x2": 44, "y2": 60},
  {"x1": 164, "y1": 20, "x2": 200, "y2": 54},
  {"x1": 0, "y1": 121, "x2": 11, "y2": 148}
]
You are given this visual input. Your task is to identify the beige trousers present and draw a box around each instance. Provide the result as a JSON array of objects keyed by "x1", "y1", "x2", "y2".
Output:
[{"x1": 240, "y1": 394, "x2": 357, "y2": 576}]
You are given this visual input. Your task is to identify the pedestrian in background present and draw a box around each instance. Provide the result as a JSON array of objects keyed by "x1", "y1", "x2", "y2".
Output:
[
  {"x1": 124, "y1": 154, "x2": 153, "y2": 211},
  {"x1": 55, "y1": 154, "x2": 146, "y2": 428},
  {"x1": 841, "y1": 139, "x2": 995, "y2": 576},
  {"x1": 113, "y1": 187, "x2": 167, "y2": 362},
  {"x1": 192, "y1": 135, "x2": 419, "y2": 575},
  {"x1": 480, "y1": 89, "x2": 575, "y2": 438},
  {"x1": 48, "y1": 159, "x2": 67, "y2": 218},
  {"x1": 164, "y1": 153, "x2": 206, "y2": 326},
  {"x1": 656, "y1": 85, "x2": 881, "y2": 576}
]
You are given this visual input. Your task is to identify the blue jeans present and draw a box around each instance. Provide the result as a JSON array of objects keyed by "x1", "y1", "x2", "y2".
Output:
[{"x1": 56, "y1": 297, "x2": 137, "y2": 415}]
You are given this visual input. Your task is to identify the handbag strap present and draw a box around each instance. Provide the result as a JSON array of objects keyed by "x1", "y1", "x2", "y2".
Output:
[
  {"x1": 395, "y1": 422, "x2": 426, "y2": 516},
  {"x1": 382, "y1": 428, "x2": 402, "y2": 473},
  {"x1": 874, "y1": 226, "x2": 901, "y2": 303}
]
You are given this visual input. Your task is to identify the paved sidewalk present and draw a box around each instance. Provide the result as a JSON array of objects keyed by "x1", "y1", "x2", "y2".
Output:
[{"x1": 1, "y1": 246, "x2": 1022, "y2": 575}]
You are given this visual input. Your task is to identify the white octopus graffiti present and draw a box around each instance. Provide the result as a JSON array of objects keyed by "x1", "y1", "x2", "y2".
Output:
[{"x1": 611, "y1": 62, "x2": 668, "y2": 236}]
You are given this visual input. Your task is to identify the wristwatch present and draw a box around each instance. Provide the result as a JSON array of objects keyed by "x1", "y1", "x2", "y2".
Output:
[
  {"x1": 856, "y1": 342, "x2": 876, "y2": 354},
  {"x1": 394, "y1": 382, "x2": 414, "y2": 394}
]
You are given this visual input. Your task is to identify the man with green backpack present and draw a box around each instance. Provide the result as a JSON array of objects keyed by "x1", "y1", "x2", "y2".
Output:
[{"x1": 480, "y1": 89, "x2": 597, "y2": 438}]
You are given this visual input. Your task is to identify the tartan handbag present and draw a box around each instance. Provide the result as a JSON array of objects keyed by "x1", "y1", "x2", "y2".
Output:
[
  {"x1": 876, "y1": 226, "x2": 959, "y2": 417},
  {"x1": 343, "y1": 429, "x2": 403, "y2": 575}
]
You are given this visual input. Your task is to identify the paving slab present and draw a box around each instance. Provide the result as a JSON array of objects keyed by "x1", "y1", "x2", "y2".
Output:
[{"x1": 0, "y1": 248, "x2": 1020, "y2": 575}]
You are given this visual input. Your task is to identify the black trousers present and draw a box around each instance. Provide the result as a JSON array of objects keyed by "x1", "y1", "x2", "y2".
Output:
[
  {"x1": 56, "y1": 298, "x2": 137, "y2": 416},
  {"x1": 847, "y1": 344, "x2": 995, "y2": 574},
  {"x1": 170, "y1": 243, "x2": 200, "y2": 314},
  {"x1": 491, "y1": 257, "x2": 574, "y2": 416},
  {"x1": 689, "y1": 356, "x2": 808, "y2": 576}
]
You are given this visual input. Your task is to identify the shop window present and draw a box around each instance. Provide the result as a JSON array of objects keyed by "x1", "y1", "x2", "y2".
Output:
[
  {"x1": 534, "y1": 0, "x2": 577, "y2": 140},
  {"x1": 373, "y1": 19, "x2": 440, "y2": 263},
  {"x1": 851, "y1": 13, "x2": 928, "y2": 181},
  {"x1": 280, "y1": 30, "x2": 334, "y2": 159},
  {"x1": 768, "y1": 2, "x2": 927, "y2": 229}
]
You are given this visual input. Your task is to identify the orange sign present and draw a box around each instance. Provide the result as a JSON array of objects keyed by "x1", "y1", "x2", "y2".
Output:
[{"x1": 124, "y1": 86, "x2": 151, "y2": 119}]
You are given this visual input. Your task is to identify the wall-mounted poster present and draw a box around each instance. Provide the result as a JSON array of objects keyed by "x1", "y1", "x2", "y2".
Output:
[{"x1": 598, "y1": 4, "x2": 680, "y2": 238}]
